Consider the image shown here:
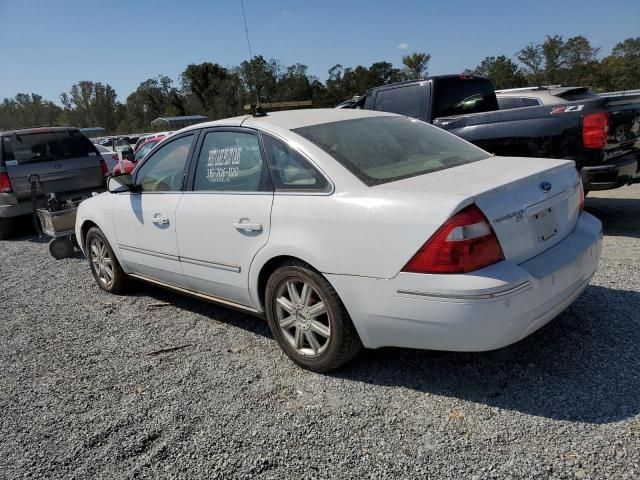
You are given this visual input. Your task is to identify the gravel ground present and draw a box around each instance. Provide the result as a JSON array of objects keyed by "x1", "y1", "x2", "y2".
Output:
[{"x1": 1, "y1": 185, "x2": 639, "y2": 479}]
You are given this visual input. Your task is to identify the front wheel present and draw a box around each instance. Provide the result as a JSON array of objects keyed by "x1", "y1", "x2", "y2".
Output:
[
  {"x1": 265, "y1": 261, "x2": 362, "y2": 372},
  {"x1": 85, "y1": 226, "x2": 127, "y2": 294}
]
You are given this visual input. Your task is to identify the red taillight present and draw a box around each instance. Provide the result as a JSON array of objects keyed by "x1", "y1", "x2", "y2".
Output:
[
  {"x1": 100, "y1": 159, "x2": 109, "y2": 176},
  {"x1": 0, "y1": 172, "x2": 12, "y2": 193},
  {"x1": 582, "y1": 112, "x2": 609, "y2": 149},
  {"x1": 402, "y1": 204, "x2": 504, "y2": 274}
]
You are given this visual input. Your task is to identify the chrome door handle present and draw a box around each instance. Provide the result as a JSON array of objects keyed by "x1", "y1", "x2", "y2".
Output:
[
  {"x1": 233, "y1": 221, "x2": 263, "y2": 232},
  {"x1": 152, "y1": 216, "x2": 170, "y2": 225}
]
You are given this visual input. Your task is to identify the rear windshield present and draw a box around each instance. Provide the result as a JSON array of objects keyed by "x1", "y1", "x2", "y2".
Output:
[
  {"x1": 432, "y1": 77, "x2": 499, "y2": 118},
  {"x1": 293, "y1": 116, "x2": 489, "y2": 186},
  {"x1": 1, "y1": 130, "x2": 98, "y2": 165}
]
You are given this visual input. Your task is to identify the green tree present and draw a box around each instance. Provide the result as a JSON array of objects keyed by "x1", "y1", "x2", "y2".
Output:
[
  {"x1": 541, "y1": 35, "x2": 566, "y2": 83},
  {"x1": 401, "y1": 52, "x2": 431, "y2": 79},
  {"x1": 60, "y1": 81, "x2": 123, "y2": 132},
  {"x1": 596, "y1": 37, "x2": 640, "y2": 91},
  {"x1": 472, "y1": 55, "x2": 527, "y2": 89},
  {"x1": 0, "y1": 94, "x2": 62, "y2": 130},
  {"x1": 517, "y1": 43, "x2": 544, "y2": 85},
  {"x1": 120, "y1": 76, "x2": 183, "y2": 132}
]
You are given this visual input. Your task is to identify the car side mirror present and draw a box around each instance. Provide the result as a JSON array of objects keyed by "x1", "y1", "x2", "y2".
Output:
[{"x1": 108, "y1": 174, "x2": 134, "y2": 193}]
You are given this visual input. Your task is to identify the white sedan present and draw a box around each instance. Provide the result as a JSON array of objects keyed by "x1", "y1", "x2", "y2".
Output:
[{"x1": 75, "y1": 109, "x2": 602, "y2": 371}]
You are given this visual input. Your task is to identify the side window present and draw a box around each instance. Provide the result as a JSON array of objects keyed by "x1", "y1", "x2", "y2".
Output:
[
  {"x1": 262, "y1": 135, "x2": 329, "y2": 191},
  {"x1": 497, "y1": 96, "x2": 522, "y2": 110},
  {"x1": 374, "y1": 85, "x2": 423, "y2": 118},
  {"x1": 193, "y1": 131, "x2": 264, "y2": 192},
  {"x1": 135, "y1": 135, "x2": 193, "y2": 192},
  {"x1": 521, "y1": 97, "x2": 542, "y2": 107}
]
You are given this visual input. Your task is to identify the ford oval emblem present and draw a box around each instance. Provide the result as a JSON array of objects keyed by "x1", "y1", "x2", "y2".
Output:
[{"x1": 539, "y1": 181, "x2": 552, "y2": 193}]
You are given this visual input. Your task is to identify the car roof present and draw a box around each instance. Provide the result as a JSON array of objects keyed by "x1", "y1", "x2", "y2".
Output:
[{"x1": 180, "y1": 108, "x2": 396, "y2": 134}]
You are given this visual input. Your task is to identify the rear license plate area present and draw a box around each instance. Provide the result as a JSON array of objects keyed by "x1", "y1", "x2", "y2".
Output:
[{"x1": 531, "y1": 207, "x2": 557, "y2": 242}]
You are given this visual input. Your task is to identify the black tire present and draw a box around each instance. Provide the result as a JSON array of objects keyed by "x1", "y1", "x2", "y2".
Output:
[
  {"x1": 85, "y1": 226, "x2": 127, "y2": 294},
  {"x1": 0, "y1": 217, "x2": 14, "y2": 240},
  {"x1": 264, "y1": 261, "x2": 362, "y2": 372},
  {"x1": 49, "y1": 238, "x2": 75, "y2": 260}
]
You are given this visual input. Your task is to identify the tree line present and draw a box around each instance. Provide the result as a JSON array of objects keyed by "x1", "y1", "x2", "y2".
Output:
[{"x1": 0, "y1": 35, "x2": 638, "y2": 134}]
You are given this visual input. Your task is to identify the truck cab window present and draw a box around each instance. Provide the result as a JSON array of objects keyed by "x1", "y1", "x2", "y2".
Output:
[{"x1": 373, "y1": 85, "x2": 424, "y2": 118}]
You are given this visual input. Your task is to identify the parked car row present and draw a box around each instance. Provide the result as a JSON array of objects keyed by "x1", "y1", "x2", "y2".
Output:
[{"x1": 342, "y1": 75, "x2": 640, "y2": 193}]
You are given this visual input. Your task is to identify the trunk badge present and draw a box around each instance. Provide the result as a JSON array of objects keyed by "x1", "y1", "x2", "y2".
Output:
[{"x1": 539, "y1": 181, "x2": 552, "y2": 193}]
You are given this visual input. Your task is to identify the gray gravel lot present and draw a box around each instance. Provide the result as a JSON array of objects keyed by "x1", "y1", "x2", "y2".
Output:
[{"x1": 1, "y1": 185, "x2": 639, "y2": 479}]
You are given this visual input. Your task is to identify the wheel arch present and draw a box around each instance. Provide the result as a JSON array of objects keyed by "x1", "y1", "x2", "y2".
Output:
[
  {"x1": 253, "y1": 255, "x2": 317, "y2": 312},
  {"x1": 79, "y1": 219, "x2": 99, "y2": 251}
]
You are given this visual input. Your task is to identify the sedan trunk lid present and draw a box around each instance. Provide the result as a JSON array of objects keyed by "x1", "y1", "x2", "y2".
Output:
[{"x1": 376, "y1": 156, "x2": 582, "y2": 265}]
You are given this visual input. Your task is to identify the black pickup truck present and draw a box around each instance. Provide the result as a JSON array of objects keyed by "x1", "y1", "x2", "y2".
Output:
[{"x1": 345, "y1": 75, "x2": 640, "y2": 192}]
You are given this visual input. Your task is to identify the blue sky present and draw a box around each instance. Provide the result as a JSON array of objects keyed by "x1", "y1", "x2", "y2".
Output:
[{"x1": 1, "y1": 0, "x2": 638, "y2": 103}]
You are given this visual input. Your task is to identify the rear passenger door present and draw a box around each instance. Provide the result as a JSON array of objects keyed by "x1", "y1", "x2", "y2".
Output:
[{"x1": 176, "y1": 128, "x2": 273, "y2": 307}]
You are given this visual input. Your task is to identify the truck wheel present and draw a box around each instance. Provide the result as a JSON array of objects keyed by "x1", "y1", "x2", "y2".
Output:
[
  {"x1": 0, "y1": 217, "x2": 14, "y2": 240},
  {"x1": 85, "y1": 226, "x2": 127, "y2": 294},
  {"x1": 264, "y1": 260, "x2": 362, "y2": 372}
]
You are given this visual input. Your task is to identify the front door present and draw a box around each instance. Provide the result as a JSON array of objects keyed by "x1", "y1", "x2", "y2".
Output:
[
  {"x1": 176, "y1": 128, "x2": 273, "y2": 307},
  {"x1": 113, "y1": 133, "x2": 196, "y2": 286}
]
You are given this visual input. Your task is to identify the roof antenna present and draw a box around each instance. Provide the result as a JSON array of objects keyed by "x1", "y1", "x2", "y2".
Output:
[{"x1": 240, "y1": 0, "x2": 266, "y2": 117}]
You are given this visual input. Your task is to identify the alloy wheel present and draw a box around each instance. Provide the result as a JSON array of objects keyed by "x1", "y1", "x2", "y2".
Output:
[
  {"x1": 275, "y1": 279, "x2": 331, "y2": 357},
  {"x1": 89, "y1": 237, "x2": 113, "y2": 288}
]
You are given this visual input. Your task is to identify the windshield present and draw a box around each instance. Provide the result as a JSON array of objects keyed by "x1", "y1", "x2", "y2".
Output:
[
  {"x1": 1, "y1": 129, "x2": 99, "y2": 164},
  {"x1": 293, "y1": 116, "x2": 489, "y2": 186}
]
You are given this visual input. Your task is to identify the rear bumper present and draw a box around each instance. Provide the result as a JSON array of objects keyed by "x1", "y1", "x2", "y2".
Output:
[
  {"x1": 327, "y1": 213, "x2": 602, "y2": 351},
  {"x1": 580, "y1": 154, "x2": 638, "y2": 191}
]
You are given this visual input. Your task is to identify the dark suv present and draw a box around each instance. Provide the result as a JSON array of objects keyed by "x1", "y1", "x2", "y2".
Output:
[{"x1": 0, "y1": 127, "x2": 107, "y2": 239}]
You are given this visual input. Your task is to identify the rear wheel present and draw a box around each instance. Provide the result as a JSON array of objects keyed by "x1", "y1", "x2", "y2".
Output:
[
  {"x1": 265, "y1": 261, "x2": 362, "y2": 372},
  {"x1": 0, "y1": 217, "x2": 14, "y2": 240},
  {"x1": 86, "y1": 227, "x2": 127, "y2": 294}
]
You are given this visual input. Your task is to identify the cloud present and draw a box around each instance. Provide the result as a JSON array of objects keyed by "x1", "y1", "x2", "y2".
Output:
[{"x1": 397, "y1": 42, "x2": 409, "y2": 50}]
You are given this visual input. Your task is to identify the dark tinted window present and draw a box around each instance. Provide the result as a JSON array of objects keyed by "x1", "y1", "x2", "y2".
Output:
[
  {"x1": 294, "y1": 116, "x2": 489, "y2": 186},
  {"x1": 497, "y1": 97, "x2": 522, "y2": 110},
  {"x1": 1, "y1": 129, "x2": 98, "y2": 164},
  {"x1": 432, "y1": 77, "x2": 498, "y2": 118},
  {"x1": 262, "y1": 135, "x2": 329, "y2": 191},
  {"x1": 373, "y1": 85, "x2": 423, "y2": 118},
  {"x1": 520, "y1": 97, "x2": 541, "y2": 107}
]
